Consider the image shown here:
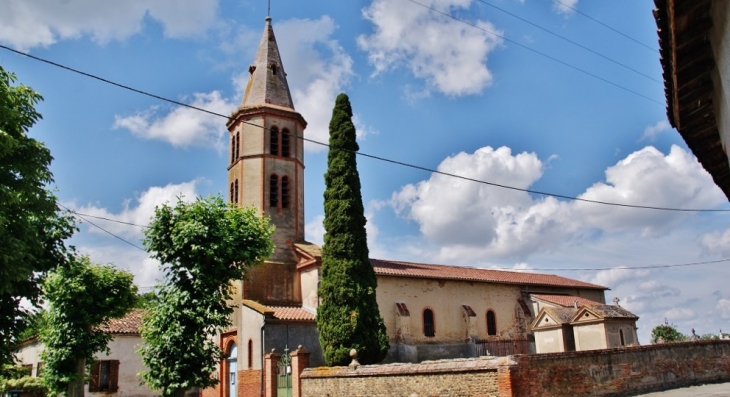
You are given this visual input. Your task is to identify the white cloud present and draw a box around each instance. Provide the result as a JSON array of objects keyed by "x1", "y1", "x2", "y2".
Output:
[
  {"x1": 665, "y1": 307, "x2": 696, "y2": 322},
  {"x1": 78, "y1": 244, "x2": 163, "y2": 290},
  {"x1": 552, "y1": 0, "x2": 579, "y2": 15},
  {"x1": 305, "y1": 215, "x2": 326, "y2": 246},
  {"x1": 388, "y1": 144, "x2": 725, "y2": 263},
  {"x1": 358, "y1": 0, "x2": 504, "y2": 96},
  {"x1": 641, "y1": 120, "x2": 671, "y2": 141},
  {"x1": 114, "y1": 91, "x2": 236, "y2": 149},
  {"x1": 591, "y1": 267, "x2": 651, "y2": 289},
  {"x1": 717, "y1": 299, "x2": 730, "y2": 320},
  {"x1": 699, "y1": 229, "x2": 730, "y2": 257},
  {"x1": 0, "y1": 0, "x2": 219, "y2": 51},
  {"x1": 68, "y1": 180, "x2": 200, "y2": 239}
]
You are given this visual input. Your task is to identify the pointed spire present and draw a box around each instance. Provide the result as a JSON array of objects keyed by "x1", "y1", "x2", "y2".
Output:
[{"x1": 241, "y1": 17, "x2": 295, "y2": 110}]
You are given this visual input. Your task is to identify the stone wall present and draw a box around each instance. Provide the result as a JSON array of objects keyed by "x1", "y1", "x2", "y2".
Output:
[
  {"x1": 300, "y1": 357, "x2": 505, "y2": 397},
  {"x1": 299, "y1": 341, "x2": 730, "y2": 397}
]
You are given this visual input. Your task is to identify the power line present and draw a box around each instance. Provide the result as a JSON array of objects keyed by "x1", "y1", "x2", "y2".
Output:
[
  {"x1": 64, "y1": 209, "x2": 148, "y2": 228},
  {"x1": 473, "y1": 0, "x2": 661, "y2": 84},
  {"x1": 552, "y1": 0, "x2": 659, "y2": 53},
  {"x1": 404, "y1": 0, "x2": 664, "y2": 105},
  {"x1": 3, "y1": 44, "x2": 727, "y2": 213}
]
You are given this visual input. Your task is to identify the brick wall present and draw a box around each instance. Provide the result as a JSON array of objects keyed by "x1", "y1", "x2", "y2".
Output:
[
  {"x1": 299, "y1": 341, "x2": 730, "y2": 397},
  {"x1": 505, "y1": 340, "x2": 730, "y2": 397},
  {"x1": 239, "y1": 369, "x2": 261, "y2": 397},
  {"x1": 300, "y1": 357, "x2": 505, "y2": 397}
]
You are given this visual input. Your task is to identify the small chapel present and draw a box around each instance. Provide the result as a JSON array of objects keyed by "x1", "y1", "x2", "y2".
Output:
[{"x1": 204, "y1": 16, "x2": 639, "y2": 397}]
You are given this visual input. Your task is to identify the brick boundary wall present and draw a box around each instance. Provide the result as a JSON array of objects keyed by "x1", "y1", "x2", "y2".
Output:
[
  {"x1": 300, "y1": 357, "x2": 509, "y2": 397},
  {"x1": 299, "y1": 341, "x2": 730, "y2": 397},
  {"x1": 504, "y1": 340, "x2": 730, "y2": 397}
]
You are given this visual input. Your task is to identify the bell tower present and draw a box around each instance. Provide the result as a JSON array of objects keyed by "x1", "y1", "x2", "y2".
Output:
[{"x1": 227, "y1": 16, "x2": 306, "y2": 305}]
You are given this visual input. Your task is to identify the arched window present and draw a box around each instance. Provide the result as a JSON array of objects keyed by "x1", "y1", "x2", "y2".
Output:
[
  {"x1": 281, "y1": 176, "x2": 290, "y2": 209},
  {"x1": 281, "y1": 129, "x2": 290, "y2": 157},
  {"x1": 619, "y1": 329, "x2": 625, "y2": 346},
  {"x1": 231, "y1": 135, "x2": 236, "y2": 163},
  {"x1": 486, "y1": 310, "x2": 497, "y2": 336},
  {"x1": 229, "y1": 182, "x2": 234, "y2": 203},
  {"x1": 269, "y1": 175, "x2": 279, "y2": 207},
  {"x1": 423, "y1": 308, "x2": 435, "y2": 337},
  {"x1": 270, "y1": 127, "x2": 279, "y2": 155},
  {"x1": 234, "y1": 179, "x2": 239, "y2": 204},
  {"x1": 235, "y1": 132, "x2": 240, "y2": 159},
  {"x1": 247, "y1": 339, "x2": 253, "y2": 368}
]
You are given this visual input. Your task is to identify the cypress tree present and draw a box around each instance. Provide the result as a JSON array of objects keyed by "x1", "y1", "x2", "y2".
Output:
[{"x1": 316, "y1": 93, "x2": 389, "y2": 366}]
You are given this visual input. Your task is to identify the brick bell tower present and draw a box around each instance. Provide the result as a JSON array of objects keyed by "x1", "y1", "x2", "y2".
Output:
[{"x1": 227, "y1": 16, "x2": 306, "y2": 306}]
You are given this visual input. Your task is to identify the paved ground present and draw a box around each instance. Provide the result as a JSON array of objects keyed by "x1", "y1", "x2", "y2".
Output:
[{"x1": 634, "y1": 382, "x2": 730, "y2": 396}]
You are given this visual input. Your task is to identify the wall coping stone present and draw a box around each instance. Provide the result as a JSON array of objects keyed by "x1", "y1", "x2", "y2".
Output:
[{"x1": 301, "y1": 356, "x2": 515, "y2": 379}]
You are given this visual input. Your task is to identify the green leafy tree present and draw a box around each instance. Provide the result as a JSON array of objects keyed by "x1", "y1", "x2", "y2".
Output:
[
  {"x1": 316, "y1": 93, "x2": 389, "y2": 366},
  {"x1": 139, "y1": 196, "x2": 273, "y2": 397},
  {"x1": 41, "y1": 255, "x2": 137, "y2": 397},
  {"x1": 0, "y1": 66, "x2": 75, "y2": 366},
  {"x1": 650, "y1": 323, "x2": 686, "y2": 344},
  {"x1": 0, "y1": 364, "x2": 48, "y2": 397}
]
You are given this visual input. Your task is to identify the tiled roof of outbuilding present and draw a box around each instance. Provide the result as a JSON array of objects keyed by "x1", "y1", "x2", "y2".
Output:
[
  {"x1": 531, "y1": 294, "x2": 604, "y2": 307},
  {"x1": 371, "y1": 259, "x2": 607, "y2": 290},
  {"x1": 269, "y1": 306, "x2": 316, "y2": 322},
  {"x1": 99, "y1": 309, "x2": 144, "y2": 335}
]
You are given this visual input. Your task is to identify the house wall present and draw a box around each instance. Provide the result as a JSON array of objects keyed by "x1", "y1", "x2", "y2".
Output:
[
  {"x1": 534, "y1": 328, "x2": 564, "y2": 354},
  {"x1": 711, "y1": 0, "x2": 730, "y2": 152},
  {"x1": 16, "y1": 336, "x2": 156, "y2": 397},
  {"x1": 604, "y1": 321, "x2": 638, "y2": 348},
  {"x1": 300, "y1": 267, "x2": 318, "y2": 312},
  {"x1": 573, "y1": 323, "x2": 607, "y2": 351}
]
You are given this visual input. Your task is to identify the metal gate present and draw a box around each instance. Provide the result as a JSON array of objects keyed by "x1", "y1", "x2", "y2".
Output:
[{"x1": 276, "y1": 347, "x2": 292, "y2": 397}]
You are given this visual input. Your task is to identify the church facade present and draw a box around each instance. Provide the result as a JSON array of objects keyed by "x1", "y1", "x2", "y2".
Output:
[{"x1": 204, "y1": 17, "x2": 638, "y2": 397}]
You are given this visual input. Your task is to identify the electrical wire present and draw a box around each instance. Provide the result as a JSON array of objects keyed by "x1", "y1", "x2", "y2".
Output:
[
  {"x1": 473, "y1": 0, "x2": 661, "y2": 84},
  {"x1": 404, "y1": 0, "x2": 664, "y2": 105},
  {"x1": 68, "y1": 211, "x2": 147, "y2": 252},
  {"x1": 2, "y1": 44, "x2": 727, "y2": 213},
  {"x1": 551, "y1": 0, "x2": 659, "y2": 53}
]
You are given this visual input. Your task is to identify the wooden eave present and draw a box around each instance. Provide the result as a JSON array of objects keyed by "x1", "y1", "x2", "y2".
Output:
[{"x1": 654, "y1": 0, "x2": 730, "y2": 200}]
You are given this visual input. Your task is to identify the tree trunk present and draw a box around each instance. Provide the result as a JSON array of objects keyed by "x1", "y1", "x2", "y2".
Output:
[
  {"x1": 170, "y1": 388, "x2": 186, "y2": 397},
  {"x1": 67, "y1": 358, "x2": 86, "y2": 397}
]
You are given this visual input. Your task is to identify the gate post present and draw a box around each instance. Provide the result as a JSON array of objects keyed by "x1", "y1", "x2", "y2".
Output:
[
  {"x1": 264, "y1": 350, "x2": 281, "y2": 397},
  {"x1": 290, "y1": 346, "x2": 310, "y2": 397}
]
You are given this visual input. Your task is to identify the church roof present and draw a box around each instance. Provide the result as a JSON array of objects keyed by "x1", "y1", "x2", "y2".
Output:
[
  {"x1": 242, "y1": 300, "x2": 315, "y2": 322},
  {"x1": 531, "y1": 294, "x2": 604, "y2": 308},
  {"x1": 371, "y1": 259, "x2": 607, "y2": 290},
  {"x1": 240, "y1": 17, "x2": 295, "y2": 110}
]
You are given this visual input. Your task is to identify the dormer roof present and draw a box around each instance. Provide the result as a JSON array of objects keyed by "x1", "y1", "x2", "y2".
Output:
[{"x1": 241, "y1": 17, "x2": 295, "y2": 110}]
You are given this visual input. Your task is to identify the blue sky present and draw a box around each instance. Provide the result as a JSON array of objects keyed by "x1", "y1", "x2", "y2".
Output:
[{"x1": 2, "y1": 0, "x2": 729, "y2": 343}]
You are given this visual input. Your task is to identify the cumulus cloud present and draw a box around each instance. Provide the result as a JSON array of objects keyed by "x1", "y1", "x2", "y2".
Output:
[
  {"x1": 358, "y1": 0, "x2": 504, "y2": 96},
  {"x1": 591, "y1": 267, "x2": 651, "y2": 289},
  {"x1": 665, "y1": 307, "x2": 696, "y2": 322},
  {"x1": 114, "y1": 91, "x2": 236, "y2": 149},
  {"x1": 0, "y1": 0, "x2": 219, "y2": 51},
  {"x1": 717, "y1": 299, "x2": 730, "y2": 320},
  {"x1": 552, "y1": 0, "x2": 579, "y2": 15},
  {"x1": 699, "y1": 229, "x2": 730, "y2": 257},
  {"x1": 641, "y1": 120, "x2": 671, "y2": 141},
  {"x1": 78, "y1": 244, "x2": 163, "y2": 290},
  {"x1": 389, "y1": 144, "x2": 725, "y2": 263},
  {"x1": 68, "y1": 180, "x2": 200, "y2": 239}
]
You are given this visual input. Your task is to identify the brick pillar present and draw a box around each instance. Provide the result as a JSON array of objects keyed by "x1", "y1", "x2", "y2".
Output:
[
  {"x1": 264, "y1": 351, "x2": 280, "y2": 397},
  {"x1": 290, "y1": 346, "x2": 311, "y2": 397},
  {"x1": 497, "y1": 361, "x2": 514, "y2": 397}
]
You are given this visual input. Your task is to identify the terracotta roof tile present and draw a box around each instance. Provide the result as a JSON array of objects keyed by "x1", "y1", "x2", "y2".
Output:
[
  {"x1": 99, "y1": 309, "x2": 144, "y2": 334},
  {"x1": 531, "y1": 294, "x2": 603, "y2": 307},
  {"x1": 268, "y1": 306, "x2": 315, "y2": 322},
  {"x1": 371, "y1": 259, "x2": 607, "y2": 290}
]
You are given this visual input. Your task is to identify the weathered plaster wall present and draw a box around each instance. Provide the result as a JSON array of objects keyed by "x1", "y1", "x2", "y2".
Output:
[
  {"x1": 534, "y1": 328, "x2": 564, "y2": 353},
  {"x1": 573, "y1": 323, "x2": 606, "y2": 351},
  {"x1": 299, "y1": 267, "x2": 318, "y2": 312}
]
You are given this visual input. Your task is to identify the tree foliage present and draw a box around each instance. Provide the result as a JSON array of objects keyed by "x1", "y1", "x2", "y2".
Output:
[
  {"x1": 316, "y1": 93, "x2": 389, "y2": 366},
  {"x1": 650, "y1": 323, "x2": 686, "y2": 344},
  {"x1": 0, "y1": 364, "x2": 48, "y2": 397},
  {"x1": 41, "y1": 255, "x2": 137, "y2": 397},
  {"x1": 139, "y1": 195, "x2": 273, "y2": 397},
  {"x1": 0, "y1": 66, "x2": 75, "y2": 367}
]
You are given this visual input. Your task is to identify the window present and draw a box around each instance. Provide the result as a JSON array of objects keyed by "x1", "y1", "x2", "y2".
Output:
[
  {"x1": 21, "y1": 364, "x2": 32, "y2": 377},
  {"x1": 423, "y1": 308, "x2": 435, "y2": 337},
  {"x1": 270, "y1": 127, "x2": 279, "y2": 155},
  {"x1": 269, "y1": 175, "x2": 279, "y2": 207},
  {"x1": 234, "y1": 179, "x2": 239, "y2": 204},
  {"x1": 89, "y1": 360, "x2": 119, "y2": 392},
  {"x1": 248, "y1": 339, "x2": 253, "y2": 368},
  {"x1": 281, "y1": 176, "x2": 290, "y2": 209},
  {"x1": 36, "y1": 362, "x2": 43, "y2": 377},
  {"x1": 619, "y1": 329, "x2": 625, "y2": 346},
  {"x1": 230, "y1": 182, "x2": 234, "y2": 203},
  {"x1": 487, "y1": 310, "x2": 497, "y2": 336},
  {"x1": 235, "y1": 132, "x2": 240, "y2": 159},
  {"x1": 231, "y1": 135, "x2": 236, "y2": 163},
  {"x1": 281, "y1": 129, "x2": 290, "y2": 157}
]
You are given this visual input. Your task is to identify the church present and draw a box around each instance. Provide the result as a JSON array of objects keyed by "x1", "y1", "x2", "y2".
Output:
[{"x1": 203, "y1": 16, "x2": 638, "y2": 397}]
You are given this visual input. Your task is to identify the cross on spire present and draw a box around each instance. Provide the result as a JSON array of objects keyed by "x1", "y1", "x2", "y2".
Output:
[{"x1": 267, "y1": 0, "x2": 271, "y2": 17}]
